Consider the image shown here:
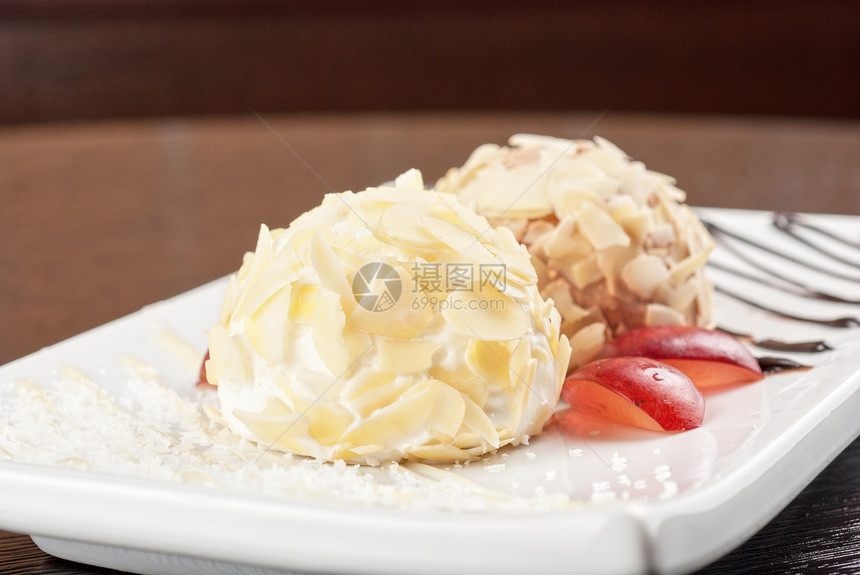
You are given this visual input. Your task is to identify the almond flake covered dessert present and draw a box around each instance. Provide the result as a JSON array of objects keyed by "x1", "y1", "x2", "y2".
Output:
[
  {"x1": 436, "y1": 135, "x2": 715, "y2": 369},
  {"x1": 206, "y1": 170, "x2": 570, "y2": 465}
]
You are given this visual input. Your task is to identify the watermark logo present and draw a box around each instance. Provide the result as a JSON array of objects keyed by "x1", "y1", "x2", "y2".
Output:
[
  {"x1": 353, "y1": 261, "x2": 508, "y2": 313},
  {"x1": 411, "y1": 262, "x2": 507, "y2": 293},
  {"x1": 352, "y1": 262, "x2": 403, "y2": 312}
]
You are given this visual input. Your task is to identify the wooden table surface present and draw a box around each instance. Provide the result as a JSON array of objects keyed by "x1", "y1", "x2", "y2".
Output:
[{"x1": 1, "y1": 112, "x2": 858, "y2": 574}]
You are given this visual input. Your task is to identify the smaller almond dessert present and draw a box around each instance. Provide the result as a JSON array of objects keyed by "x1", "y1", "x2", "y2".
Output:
[{"x1": 437, "y1": 134, "x2": 716, "y2": 369}]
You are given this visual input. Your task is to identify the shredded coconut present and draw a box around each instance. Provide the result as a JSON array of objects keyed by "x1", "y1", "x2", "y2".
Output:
[{"x1": 0, "y1": 362, "x2": 575, "y2": 513}]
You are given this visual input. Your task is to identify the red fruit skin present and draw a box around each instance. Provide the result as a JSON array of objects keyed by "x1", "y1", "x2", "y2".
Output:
[
  {"x1": 598, "y1": 326, "x2": 763, "y2": 387},
  {"x1": 562, "y1": 356, "x2": 705, "y2": 432}
]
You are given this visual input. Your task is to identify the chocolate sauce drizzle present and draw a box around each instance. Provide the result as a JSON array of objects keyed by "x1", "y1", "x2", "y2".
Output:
[
  {"x1": 707, "y1": 259, "x2": 860, "y2": 305},
  {"x1": 702, "y1": 214, "x2": 860, "y2": 329},
  {"x1": 773, "y1": 212, "x2": 860, "y2": 268},
  {"x1": 714, "y1": 284, "x2": 860, "y2": 328},
  {"x1": 757, "y1": 356, "x2": 813, "y2": 375},
  {"x1": 704, "y1": 220, "x2": 860, "y2": 283},
  {"x1": 718, "y1": 327, "x2": 833, "y2": 353},
  {"x1": 774, "y1": 212, "x2": 860, "y2": 250}
]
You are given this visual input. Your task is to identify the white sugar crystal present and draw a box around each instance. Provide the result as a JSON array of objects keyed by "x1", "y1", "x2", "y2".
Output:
[
  {"x1": 590, "y1": 481, "x2": 617, "y2": 504},
  {"x1": 610, "y1": 451, "x2": 628, "y2": 472},
  {"x1": 654, "y1": 464, "x2": 672, "y2": 482},
  {"x1": 660, "y1": 480, "x2": 679, "y2": 500}
]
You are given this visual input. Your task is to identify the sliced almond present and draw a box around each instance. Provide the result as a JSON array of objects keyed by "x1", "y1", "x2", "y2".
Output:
[
  {"x1": 648, "y1": 222, "x2": 677, "y2": 249},
  {"x1": 219, "y1": 274, "x2": 239, "y2": 325},
  {"x1": 473, "y1": 169, "x2": 553, "y2": 219},
  {"x1": 523, "y1": 219, "x2": 555, "y2": 244},
  {"x1": 542, "y1": 215, "x2": 578, "y2": 259},
  {"x1": 577, "y1": 201, "x2": 631, "y2": 250},
  {"x1": 484, "y1": 243, "x2": 537, "y2": 288},
  {"x1": 232, "y1": 224, "x2": 274, "y2": 318},
  {"x1": 343, "y1": 324, "x2": 372, "y2": 365},
  {"x1": 351, "y1": 379, "x2": 410, "y2": 418},
  {"x1": 618, "y1": 161, "x2": 646, "y2": 200},
  {"x1": 666, "y1": 277, "x2": 700, "y2": 314},
  {"x1": 606, "y1": 194, "x2": 638, "y2": 223},
  {"x1": 570, "y1": 254, "x2": 603, "y2": 289},
  {"x1": 451, "y1": 432, "x2": 482, "y2": 449},
  {"x1": 644, "y1": 303, "x2": 686, "y2": 326},
  {"x1": 621, "y1": 253, "x2": 670, "y2": 299},
  {"x1": 549, "y1": 186, "x2": 603, "y2": 216},
  {"x1": 341, "y1": 381, "x2": 435, "y2": 446},
  {"x1": 394, "y1": 168, "x2": 425, "y2": 192},
  {"x1": 245, "y1": 284, "x2": 293, "y2": 362},
  {"x1": 508, "y1": 338, "x2": 532, "y2": 388},
  {"x1": 542, "y1": 279, "x2": 589, "y2": 324},
  {"x1": 312, "y1": 287, "x2": 350, "y2": 376},
  {"x1": 340, "y1": 234, "x2": 387, "y2": 262},
  {"x1": 207, "y1": 324, "x2": 248, "y2": 384},
  {"x1": 427, "y1": 379, "x2": 467, "y2": 442},
  {"x1": 292, "y1": 367, "x2": 338, "y2": 402},
  {"x1": 618, "y1": 210, "x2": 654, "y2": 244},
  {"x1": 232, "y1": 407, "x2": 308, "y2": 453},
  {"x1": 306, "y1": 402, "x2": 354, "y2": 446},
  {"x1": 597, "y1": 246, "x2": 639, "y2": 295},
  {"x1": 288, "y1": 284, "x2": 318, "y2": 324},
  {"x1": 461, "y1": 394, "x2": 501, "y2": 448},
  {"x1": 465, "y1": 338, "x2": 514, "y2": 387},
  {"x1": 669, "y1": 243, "x2": 714, "y2": 285},
  {"x1": 428, "y1": 364, "x2": 488, "y2": 407},
  {"x1": 406, "y1": 443, "x2": 480, "y2": 463},
  {"x1": 439, "y1": 193, "x2": 497, "y2": 238},
  {"x1": 354, "y1": 186, "x2": 414, "y2": 205},
  {"x1": 443, "y1": 289, "x2": 530, "y2": 341},
  {"x1": 341, "y1": 370, "x2": 391, "y2": 401},
  {"x1": 555, "y1": 334, "x2": 572, "y2": 393},
  {"x1": 510, "y1": 358, "x2": 536, "y2": 429},
  {"x1": 311, "y1": 232, "x2": 357, "y2": 314},
  {"x1": 239, "y1": 262, "x2": 299, "y2": 321},
  {"x1": 546, "y1": 155, "x2": 603, "y2": 182},
  {"x1": 348, "y1": 266, "x2": 437, "y2": 338},
  {"x1": 382, "y1": 201, "x2": 450, "y2": 248},
  {"x1": 374, "y1": 338, "x2": 439, "y2": 374},
  {"x1": 423, "y1": 215, "x2": 499, "y2": 266},
  {"x1": 569, "y1": 322, "x2": 606, "y2": 368},
  {"x1": 579, "y1": 147, "x2": 626, "y2": 177}
]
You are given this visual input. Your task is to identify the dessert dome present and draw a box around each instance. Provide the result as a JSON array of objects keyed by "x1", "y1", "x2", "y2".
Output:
[{"x1": 206, "y1": 170, "x2": 570, "y2": 464}]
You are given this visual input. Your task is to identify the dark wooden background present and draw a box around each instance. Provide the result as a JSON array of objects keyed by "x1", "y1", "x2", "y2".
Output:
[{"x1": 1, "y1": 0, "x2": 859, "y2": 124}]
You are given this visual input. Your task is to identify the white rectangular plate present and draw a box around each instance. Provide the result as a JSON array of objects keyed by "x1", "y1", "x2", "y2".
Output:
[{"x1": 1, "y1": 208, "x2": 858, "y2": 575}]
